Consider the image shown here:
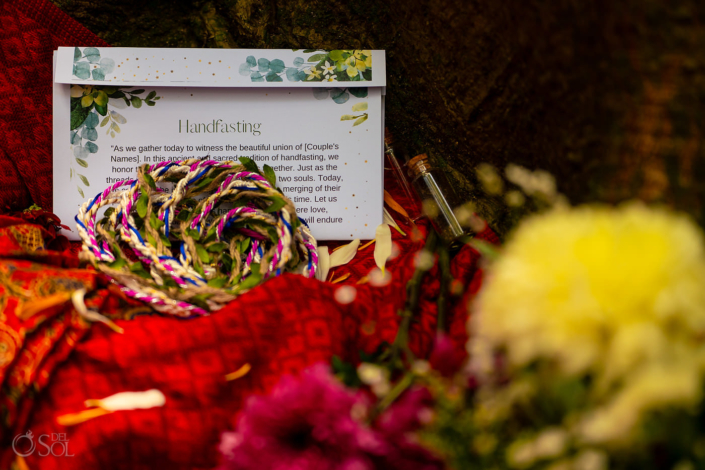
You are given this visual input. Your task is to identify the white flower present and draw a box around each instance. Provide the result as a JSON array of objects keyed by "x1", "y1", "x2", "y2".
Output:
[
  {"x1": 322, "y1": 60, "x2": 335, "y2": 75},
  {"x1": 325, "y1": 76, "x2": 338, "y2": 82}
]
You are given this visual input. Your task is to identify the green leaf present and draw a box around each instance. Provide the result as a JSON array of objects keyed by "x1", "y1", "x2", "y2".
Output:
[
  {"x1": 73, "y1": 62, "x2": 90, "y2": 79},
  {"x1": 349, "y1": 87, "x2": 368, "y2": 98},
  {"x1": 74, "y1": 146, "x2": 89, "y2": 160},
  {"x1": 238, "y1": 265, "x2": 262, "y2": 290},
  {"x1": 129, "y1": 262, "x2": 151, "y2": 279},
  {"x1": 340, "y1": 115, "x2": 357, "y2": 121},
  {"x1": 136, "y1": 192, "x2": 149, "y2": 218},
  {"x1": 70, "y1": 131, "x2": 81, "y2": 145},
  {"x1": 308, "y1": 54, "x2": 327, "y2": 62},
  {"x1": 238, "y1": 157, "x2": 259, "y2": 173},
  {"x1": 265, "y1": 72, "x2": 283, "y2": 82},
  {"x1": 76, "y1": 158, "x2": 88, "y2": 168},
  {"x1": 73, "y1": 47, "x2": 82, "y2": 62},
  {"x1": 196, "y1": 244, "x2": 211, "y2": 263},
  {"x1": 78, "y1": 174, "x2": 90, "y2": 187},
  {"x1": 246, "y1": 55, "x2": 256, "y2": 67},
  {"x1": 207, "y1": 242, "x2": 228, "y2": 253},
  {"x1": 108, "y1": 257, "x2": 126, "y2": 269},
  {"x1": 207, "y1": 277, "x2": 228, "y2": 288},
  {"x1": 146, "y1": 91, "x2": 157, "y2": 100},
  {"x1": 239, "y1": 62, "x2": 253, "y2": 76},
  {"x1": 131, "y1": 96, "x2": 143, "y2": 108},
  {"x1": 185, "y1": 228, "x2": 201, "y2": 240},
  {"x1": 293, "y1": 57, "x2": 304, "y2": 67},
  {"x1": 239, "y1": 238, "x2": 251, "y2": 253},
  {"x1": 250, "y1": 72, "x2": 265, "y2": 82},
  {"x1": 264, "y1": 196, "x2": 287, "y2": 213},
  {"x1": 85, "y1": 142, "x2": 99, "y2": 153},
  {"x1": 351, "y1": 102, "x2": 368, "y2": 112},
  {"x1": 92, "y1": 68, "x2": 106, "y2": 81},
  {"x1": 353, "y1": 115, "x2": 368, "y2": 127},
  {"x1": 263, "y1": 164, "x2": 277, "y2": 187},
  {"x1": 77, "y1": 185, "x2": 85, "y2": 198},
  {"x1": 100, "y1": 116, "x2": 110, "y2": 127},
  {"x1": 130, "y1": 89, "x2": 146, "y2": 95},
  {"x1": 145, "y1": 101, "x2": 156, "y2": 106},
  {"x1": 302, "y1": 49, "x2": 318, "y2": 53},
  {"x1": 176, "y1": 210, "x2": 191, "y2": 222},
  {"x1": 144, "y1": 173, "x2": 156, "y2": 189}
]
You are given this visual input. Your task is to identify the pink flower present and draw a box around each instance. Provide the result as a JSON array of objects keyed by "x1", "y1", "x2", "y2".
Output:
[
  {"x1": 219, "y1": 365, "x2": 443, "y2": 470},
  {"x1": 219, "y1": 364, "x2": 380, "y2": 470},
  {"x1": 428, "y1": 333, "x2": 463, "y2": 377}
]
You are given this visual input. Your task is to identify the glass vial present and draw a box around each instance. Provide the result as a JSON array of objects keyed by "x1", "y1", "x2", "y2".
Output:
[
  {"x1": 407, "y1": 153, "x2": 466, "y2": 243},
  {"x1": 384, "y1": 129, "x2": 423, "y2": 220}
]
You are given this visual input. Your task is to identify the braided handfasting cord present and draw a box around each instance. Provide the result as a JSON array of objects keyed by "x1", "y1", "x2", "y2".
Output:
[{"x1": 76, "y1": 158, "x2": 319, "y2": 317}]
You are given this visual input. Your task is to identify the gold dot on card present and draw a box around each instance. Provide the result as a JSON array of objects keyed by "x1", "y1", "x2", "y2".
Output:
[
  {"x1": 208, "y1": 62, "x2": 211, "y2": 64},
  {"x1": 219, "y1": 60, "x2": 222, "y2": 63},
  {"x1": 136, "y1": 58, "x2": 139, "y2": 60},
  {"x1": 365, "y1": 160, "x2": 368, "y2": 163},
  {"x1": 213, "y1": 73, "x2": 215, "y2": 76},
  {"x1": 199, "y1": 60, "x2": 202, "y2": 62}
]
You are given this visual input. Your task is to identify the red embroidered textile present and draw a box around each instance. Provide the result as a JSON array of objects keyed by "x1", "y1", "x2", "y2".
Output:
[{"x1": 0, "y1": 0, "x2": 108, "y2": 212}]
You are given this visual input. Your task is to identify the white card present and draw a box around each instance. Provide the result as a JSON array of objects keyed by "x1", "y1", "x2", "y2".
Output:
[{"x1": 53, "y1": 48, "x2": 386, "y2": 240}]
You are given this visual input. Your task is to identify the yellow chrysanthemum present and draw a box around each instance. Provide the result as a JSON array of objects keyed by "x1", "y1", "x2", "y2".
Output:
[{"x1": 469, "y1": 203, "x2": 705, "y2": 445}]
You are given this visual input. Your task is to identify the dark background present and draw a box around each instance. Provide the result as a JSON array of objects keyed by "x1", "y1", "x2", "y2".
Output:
[{"x1": 52, "y1": 0, "x2": 705, "y2": 235}]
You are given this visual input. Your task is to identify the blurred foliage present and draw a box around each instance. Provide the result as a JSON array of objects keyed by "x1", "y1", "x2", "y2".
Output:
[{"x1": 53, "y1": 0, "x2": 705, "y2": 236}]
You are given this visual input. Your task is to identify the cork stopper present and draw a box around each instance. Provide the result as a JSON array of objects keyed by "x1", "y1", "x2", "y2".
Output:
[{"x1": 407, "y1": 153, "x2": 433, "y2": 177}]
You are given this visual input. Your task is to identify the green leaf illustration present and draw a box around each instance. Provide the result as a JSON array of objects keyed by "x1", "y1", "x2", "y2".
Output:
[
  {"x1": 250, "y1": 72, "x2": 264, "y2": 82},
  {"x1": 239, "y1": 63, "x2": 252, "y2": 76},
  {"x1": 77, "y1": 186, "x2": 85, "y2": 198},
  {"x1": 265, "y1": 72, "x2": 283, "y2": 82},
  {"x1": 94, "y1": 103, "x2": 107, "y2": 116},
  {"x1": 83, "y1": 47, "x2": 101, "y2": 63},
  {"x1": 74, "y1": 146, "x2": 89, "y2": 159},
  {"x1": 76, "y1": 158, "x2": 88, "y2": 168},
  {"x1": 312, "y1": 88, "x2": 329, "y2": 100},
  {"x1": 110, "y1": 110, "x2": 126, "y2": 124},
  {"x1": 78, "y1": 174, "x2": 90, "y2": 187},
  {"x1": 94, "y1": 91, "x2": 109, "y2": 107},
  {"x1": 146, "y1": 91, "x2": 157, "y2": 101},
  {"x1": 92, "y1": 69, "x2": 106, "y2": 81},
  {"x1": 257, "y1": 58, "x2": 270, "y2": 73},
  {"x1": 340, "y1": 115, "x2": 357, "y2": 121},
  {"x1": 99, "y1": 58, "x2": 115, "y2": 74},
  {"x1": 329, "y1": 50, "x2": 346, "y2": 62},
  {"x1": 351, "y1": 102, "x2": 368, "y2": 112},
  {"x1": 353, "y1": 114, "x2": 368, "y2": 127},
  {"x1": 302, "y1": 49, "x2": 318, "y2": 53},
  {"x1": 308, "y1": 54, "x2": 326, "y2": 62},
  {"x1": 73, "y1": 62, "x2": 90, "y2": 79},
  {"x1": 82, "y1": 127, "x2": 98, "y2": 141},
  {"x1": 293, "y1": 57, "x2": 304, "y2": 67},
  {"x1": 331, "y1": 89, "x2": 350, "y2": 104},
  {"x1": 70, "y1": 131, "x2": 81, "y2": 145},
  {"x1": 269, "y1": 59, "x2": 285, "y2": 74},
  {"x1": 131, "y1": 96, "x2": 143, "y2": 108},
  {"x1": 73, "y1": 47, "x2": 82, "y2": 62},
  {"x1": 286, "y1": 68, "x2": 301, "y2": 81},
  {"x1": 80, "y1": 95, "x2": 94, "y2": 108},
  {"x1": 70, "y1": 101, "x2": 91, "y2": 130},
  {"x1": 246, "y1": 55, "x2": 256, "y2": 67},
  {"x1": 130, "y1": 89, "x2": 146, "y2": 95},
  {"x1": 349, "y1": 87, "x2": 368, "y2": 98},
  {"x1": 85, "y1": 142, "x2": 99, "y2": 153},
  {"x1": 100, "y1": 116, "x2": 110, "y2": 127},
  {"x1": 84, "y1": 112, "x2": 99, "y2": 129}
]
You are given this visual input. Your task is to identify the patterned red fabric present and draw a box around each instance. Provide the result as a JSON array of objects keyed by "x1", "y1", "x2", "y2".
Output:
[{"x1": 0, "y1": 0, "x2": 108, "y2": 212}]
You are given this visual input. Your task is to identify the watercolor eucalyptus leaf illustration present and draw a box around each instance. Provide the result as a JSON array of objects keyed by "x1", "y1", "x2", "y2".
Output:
[
  {"x1": 73, "y1": 47, "x2": 116, "y2": 81},
  {"x1": 240, "y1": 50, "x2": 372, "y2": 83},
  {"x1": 69, "y1": 85, "x2": 161, "y2": 196}
]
